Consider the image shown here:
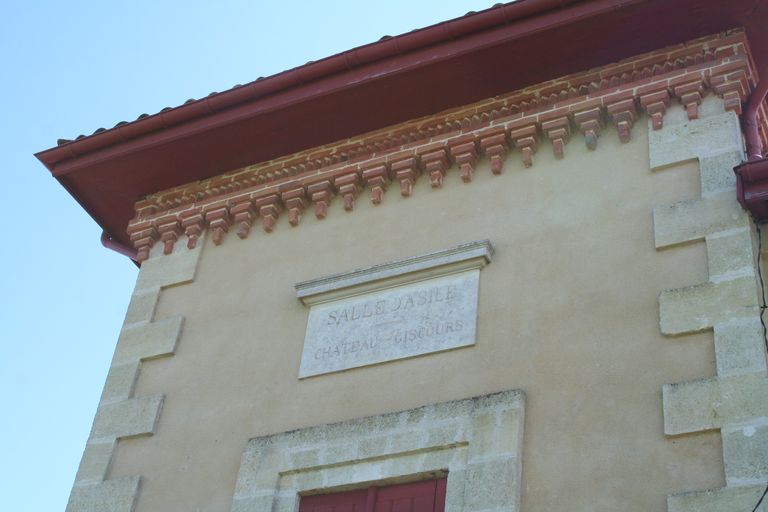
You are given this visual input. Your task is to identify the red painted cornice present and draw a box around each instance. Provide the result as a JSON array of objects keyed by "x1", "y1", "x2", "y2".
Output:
[{"x1": 35, "y1": 0, "x2": 768, "y2": 251}]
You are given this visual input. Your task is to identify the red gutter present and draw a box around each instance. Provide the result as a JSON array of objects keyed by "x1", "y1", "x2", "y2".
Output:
[
  {"x1": 101, "y1": 231, "x2": 138, "y2": 263},
  {"x1": 743, "y1": 66, "x2": 768, "y2": 160},
  {"x1": 734, "y1": 65, "x2": 768, "y2": 221},
  {"x1": 35, "y1": 0, "x2": 604, "y2": 171},
  {"x1": 36, "y1": 0, "x2": 768, "y2": 256}
]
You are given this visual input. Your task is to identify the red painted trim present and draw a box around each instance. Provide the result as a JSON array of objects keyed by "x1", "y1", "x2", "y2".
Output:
[
  {"x1": 36, "y1": 0, "x2": 590, "y2": 170},
  {"x1": 434, "y1": 477, "x2": 447, "y2": 512},
  {"x1": 37, "y1": 0, "x2": 642, "y2": 178},
  {"x1": 743, "y1": 66, "x2": 768, "y2": 160},
  {"x1": 100, "y1": 231, "x2": 138, "y2": 262},
  {"x1": 365, "y1": 486, "x2": 378, "y2": 512},
  {"x1": 735, "y1": 157, "x2": 768, "y2": 221},
  {"x1": 33, "y1": 0, "x2": 768, "y2": 254}
]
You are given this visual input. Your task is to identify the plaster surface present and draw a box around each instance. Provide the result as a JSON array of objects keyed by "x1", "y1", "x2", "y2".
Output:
[{"x1": 111, "y1": 113, "x2": 721, "y2": 512}]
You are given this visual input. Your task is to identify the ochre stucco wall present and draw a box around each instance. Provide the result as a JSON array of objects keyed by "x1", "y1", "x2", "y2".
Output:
[{"x1": 110, "y1": 116, "x2": 723, "y2": 511}]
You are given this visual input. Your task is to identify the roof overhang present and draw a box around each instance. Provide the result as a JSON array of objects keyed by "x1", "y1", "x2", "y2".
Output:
[{"x1": 35, "y1": 0, "x2": 768, "y2": 250}]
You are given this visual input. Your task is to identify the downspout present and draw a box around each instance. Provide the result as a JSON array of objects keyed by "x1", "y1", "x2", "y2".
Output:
[
  {"x1": 734, "y1": 67, "x2": 768, "y2": 221},
  {"x1": 101, "y1": 230, "x2": 139, "y2": 266},
  {"x1": 743, "y1": 66, "x2": 768, "y2": 161}
]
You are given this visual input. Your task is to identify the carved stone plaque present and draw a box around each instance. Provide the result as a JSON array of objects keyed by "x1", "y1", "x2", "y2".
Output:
[{"x1": 296, "y1": 241, "x2": 492, "y2": 378}]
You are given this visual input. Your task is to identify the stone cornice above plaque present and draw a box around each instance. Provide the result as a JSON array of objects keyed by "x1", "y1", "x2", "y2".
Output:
[{"x1": 295, "y1": 240, "x2": 493, "y2": 306}]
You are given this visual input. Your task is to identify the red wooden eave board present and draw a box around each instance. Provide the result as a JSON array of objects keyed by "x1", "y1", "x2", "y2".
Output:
[{"x1": 35, "y1": 0, "x2": 768, "y2": 250}]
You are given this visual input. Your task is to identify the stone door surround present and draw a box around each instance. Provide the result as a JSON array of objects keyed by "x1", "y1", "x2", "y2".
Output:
[{"x1": 230, "y1": 389, "x2": 525, "y2": 512}]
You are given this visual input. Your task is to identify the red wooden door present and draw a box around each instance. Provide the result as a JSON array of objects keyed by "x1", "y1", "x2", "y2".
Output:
[
  {"x1": 299, "y1": 477, "x2": 447, "y2": 512},
  {"x1": 298, "y1": 488, "x2": 367, "y2": 512}
]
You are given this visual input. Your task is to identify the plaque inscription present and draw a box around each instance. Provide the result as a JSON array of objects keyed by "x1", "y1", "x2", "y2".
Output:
[{"x1": 298, "y1": 270, "x2": 479, "y2": 378}]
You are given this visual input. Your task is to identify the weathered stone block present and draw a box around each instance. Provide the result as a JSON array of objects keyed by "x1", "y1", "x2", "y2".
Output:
[
  {"x1": 444, "y1": 469, "x2": 468, "y2": 512},
  {"x1": 273, "y1": 496, "x2": 300, "y2": 512},
  {"x1": 421, "y1": 447, "x2": 460, "y2": 473},
  {"x1": 100, "y1": 361, "x2": 140, "y2": 404},
  {"x1": 289, "y1": 448, "x2": 320, "y2": 469},
  {"x1": 113, "y1": 316, "x2": 183, "y2": 364},
  {"x1": 668, "y1": 484, "x2": 767, "y2": 512},
  {"x1": 722, "y1": 423, "x2": 768, "y2": 485},
  {"x1": 74, "y1": 439, "x2": 116, "y2": 484},
  {"x1": 358, "y1": 435, "x2": 391, "y2": 459},
  {"x1": 468, "y1": 412, "x2": 495, "y2": 462},
  {"x1": 706, "y1": 228, "x2": 754, "y2": 282},
  {"x1": 321, "y1": 458, "x2": 386, "y2": 488},
  {"x1": 232, "y1": 448, "x2": 283, "y2": 498},
  {"x1": 321, "y1": 442, "x2": 358, "y2": 467},
  {"x1": 294, "y1": 470, "x2": 324, "y2": 494},
  {"x1": 123, "y1": 286, "x2": 160, "y2": 325},
  {"x1": 230, "y1": 495, "x2": 277, "y2": 512},
  {"x1": 659, "y1": 276, "x2": 758, "y2": 335},
  {"x1": 714, "y1": 318, "x2": 768, "y2": 376},
  {"x1": 66, "y1": 476, "x2": 140, "y2": 512},
  {"x1": 649, "y1": 110, "x2": 742, "y2": 171},
  {"x1": 663, "y1": 374, "x2": 768, "y2": 435},
  {"x1": 136, "y1": 241, "x2": 203, "y2": 290},
  {"x1": 498, "y1": 408, "x2": 523, "y2": 455},
  {"x1": 426, "y1": 424, "x2": 462, "y2": 447},
  {"x1": 700, "y1": 151, "x2": 742, "y2": 196},
  {"x1": 91, "y1": 395, "x2": 164, "y2": 440},
  {"x1": 389, "y1": 430, "x2": 425, "y2": 454},
  {"x1": 654, "y1": 191, "x2": 749, "y2": 249},
  {"x1": 463, "y1": 458, "x2": 518, "y2": 510}
]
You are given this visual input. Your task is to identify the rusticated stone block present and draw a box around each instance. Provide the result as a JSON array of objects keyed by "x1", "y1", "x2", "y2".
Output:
[
  {"x1": 464, "y1": 458, "x2": 518, "y2": 510},
  {"x1": 653, "y1": 191, "x2": 749, "y2": 249},
  {"x1": 667, "y1": 484, "x2": 768, "y2": 512},
  {"x1": 659, "y1": 276, "x2": 758, "y2": 335},
  {"x1": 74, "y1": 439, "x2": 116, "y2": 484},
  {"x1": 714, "y1": 318, "x2": 768, "y2": 377},
  {"x1": 230, "y1": 495, "x2": 277, "y2": 512},
  {"x1": 113, "y1": 316, "x2": 183, "y2": 364},
  {"x1": 100, "y1": 360, "x2": 140, "y2": 404},
  {"x1": 699, "y1": 151, "x2": 742, "y2": 197},
  {"x1": 66, "y1": 476, "x2": 140, "y2": 512},
  {"x1": 648, "y1": 110, "x2": 742, "y2": 171},
  {"x1": 722, "y1": 422, "x2": 768, "y2": 485},
  {"x1": 706, "y1": 228, "x2": 754, "y2": 282},
  {"x1": 135, "y1": 239, "x2": 203, "y2": 290},
  {"x1": 123, "y1": 286, "x2": 160, "y2": 325},
  {"x1": 662, "y1": 373, "x2": 768, "y2": 435},
  {"x1": 91, "y1": 395, "x2": 164, "y2": 440}
]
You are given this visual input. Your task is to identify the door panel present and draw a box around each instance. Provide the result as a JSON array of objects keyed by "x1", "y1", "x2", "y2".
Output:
[
  {"x1": 299, "y1": 477, "x2": 447, "y2": 512},
  {"x1": 299, "y1": 488, "x2": 367, "y2": 512},
  {"x1": 374, "y1": 479, "x2": 439, "y2": 512}
]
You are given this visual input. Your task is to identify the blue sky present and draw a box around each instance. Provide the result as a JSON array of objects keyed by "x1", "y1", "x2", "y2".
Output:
[{"x1": 0, "y1": 1, "x2": 494, "y2": 509}]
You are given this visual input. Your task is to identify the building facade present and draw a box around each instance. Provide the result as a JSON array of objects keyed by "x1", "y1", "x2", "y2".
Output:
[{"x1": 36, "y1": 1, "x2": 768, "y2": 511}]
